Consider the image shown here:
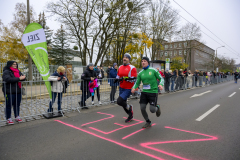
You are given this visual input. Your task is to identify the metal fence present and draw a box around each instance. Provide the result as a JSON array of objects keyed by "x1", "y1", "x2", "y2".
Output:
[{"x1": 0, "y1": 75, "x2": 234, "y2": 126}]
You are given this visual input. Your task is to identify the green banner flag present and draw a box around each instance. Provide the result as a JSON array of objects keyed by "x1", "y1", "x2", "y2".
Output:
[{"x1": 21, "y1": 23, "x2": 52, "y2": 98}]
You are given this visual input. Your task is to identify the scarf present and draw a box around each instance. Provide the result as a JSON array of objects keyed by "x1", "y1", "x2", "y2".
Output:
[
  {"x1": 143, "y1": 65, "x2": 149, "y2": 70},
  {"x1": 10, "y1": 67, "x2": 21, "y2": 88}
]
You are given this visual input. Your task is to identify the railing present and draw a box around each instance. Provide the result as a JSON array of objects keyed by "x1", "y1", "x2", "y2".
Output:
[{"x1": 0, "y1": 76, "x2": 234, "y2": 126}]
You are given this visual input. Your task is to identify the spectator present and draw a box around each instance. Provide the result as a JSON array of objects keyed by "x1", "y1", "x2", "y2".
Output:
[
  {"x1": 187, "y1": 70, "x2": 193, "y2": 89},
  {"x1": 179, "y1": 69, "x2": 184, "y2": 89},
  {"x1": 48, "y1": 66, "x2": 68, "y2": 114},
  {"x1": 194, "y1": 70, "x2": 199, "y2": 87},
  {"x1": 92, "y1": 66, "x2": 101, "y2": 105},
  {"x1": 109, "y1": 63, "x2": 119, "y2": 103},
  {"x1": 107, "y1": 66, "x2": 111, "y2": 84},
  {"x1": 234, "y1": 70, "x2": 239, "y2": 83},
  {"x1": 199, "y1": 71, "x2": 203, "y2": 87},
  {"x1": 79, "y1": 63, "x2": 97, "y2": 109},
  {"x1": 207, "y1": 71, "x2": 212, "y2": 84},
  {"x1": 100, "y1": 66, "x2": 104, "y2": 84},
  {"x1": 171, "y1": 69, "x2": 177, "y2": 92},
  {"x1": 164, "y1": 70, "x2": 171, "y2": 93},
  {"x1": 2, "y1": 61, "x2": 26, "y2": 125},
  {"x1": 175, "y1": 69, "x2": 181, "y2": 91}
]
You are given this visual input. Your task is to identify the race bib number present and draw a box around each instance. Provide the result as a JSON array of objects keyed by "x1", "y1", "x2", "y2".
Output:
[{"x1": 143, "y1": 84, "x2": 151, "y2": 89}]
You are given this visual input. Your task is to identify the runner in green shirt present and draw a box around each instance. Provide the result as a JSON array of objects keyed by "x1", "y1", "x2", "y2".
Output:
[{"x1": 131, "y1": 57, "x2": 164, "y2": 128}]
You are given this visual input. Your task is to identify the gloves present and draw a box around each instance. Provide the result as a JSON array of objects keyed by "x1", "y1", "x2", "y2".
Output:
[{"x1": 114, "y1": 77, "x2": 123, "y2": 83}]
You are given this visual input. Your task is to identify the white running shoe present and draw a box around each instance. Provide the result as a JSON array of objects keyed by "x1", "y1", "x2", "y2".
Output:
[{"x1": 92, "y1": 101, "x2": 94, "y2": 105}]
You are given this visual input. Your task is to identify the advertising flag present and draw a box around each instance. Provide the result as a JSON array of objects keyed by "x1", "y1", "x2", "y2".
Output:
[{"x1": 21, "y1": 23, "x2": 52, "y2": 98}]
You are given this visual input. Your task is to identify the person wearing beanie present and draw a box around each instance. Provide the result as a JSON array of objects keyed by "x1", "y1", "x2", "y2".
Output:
[
  {"x1": 2, "y1": 61, "x2": 26, "y2": 124},
  {"x1": 114, "y1": 53, "x2": 137, "y2": 123},
  {"x1": 131, "y1": 57, "x2": 164, "y2": 128},
  {"x1": 109, "y1": 63, "x2": 119, "y2": 103},
  {"x1": 48, "y1": 66, "x2": 68, "y2": 114},
  {"x1": 79, "y1": 63, "x2": 97, "y2": 109}
]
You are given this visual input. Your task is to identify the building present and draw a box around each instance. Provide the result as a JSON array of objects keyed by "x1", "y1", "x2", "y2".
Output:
[{"x1": 154, "y1": 40, "x2": 215, "y2": 72}]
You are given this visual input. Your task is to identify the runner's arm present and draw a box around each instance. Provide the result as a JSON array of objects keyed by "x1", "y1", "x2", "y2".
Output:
[{"x1": 132, "y1": 74, "x2": 141, "y2": 89}]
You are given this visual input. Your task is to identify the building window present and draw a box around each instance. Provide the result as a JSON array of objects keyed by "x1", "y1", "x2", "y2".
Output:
[
  {"x1": 170, "y1": 44, "x2": 172, "y2": 48},
  {"x1": 184, "y1": 50, "x2": 187, "y2": 55},
  {"x1": 165, "y1": 45, "x2": 168, "y2": 49},
  {"x1": 179, "y1": 50, "x2": 182, "y2": 55},
  {"x1": 174, "y1": 50, "x2": 177, "y2": 56},
  {"x1": 169, "y1": 51, "x2": 172, "y2": 56},
  {"x1": 179, "y1": 43, "x2": 182, "y2": 48},
  {"x1": 160, "y1": 51, "x2": 164, "y2": 57},
  {"x1": 184, "y1": 42, "x2": 187, "y2": 47},
  {"x1": 165, "y1": 51, "x2": 168, "y2": 56},
  {"x1": 174, "y1": 43, "x2": 177, "y2": 48}
]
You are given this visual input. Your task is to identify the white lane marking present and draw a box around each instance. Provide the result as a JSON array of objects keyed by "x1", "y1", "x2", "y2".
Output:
[
  {"x1": 196, "y1": 104, "x2": 220, "y2": 121},
  {"x1": 228, "y1": 92, "x2": 236, "y2": 97},
  {"x1": 190, "y1": 90, "x2": 212, "y2": 98}
]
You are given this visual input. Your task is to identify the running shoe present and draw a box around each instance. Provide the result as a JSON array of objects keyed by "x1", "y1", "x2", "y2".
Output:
[
  {"x1": 142, "y1": 122, "x2": 151, "y2": 128},
  {"x1": 7, "y1": 118, "x2": 14, "y2": 125},
  {"x1": 125, "y1": 105, "x2": 133, "y2": 123},
  {"x1": 15, "y1": 116, "x2": 23, "y2": 122},
  {"x1": 99, "y1": 101, "x2": 102, "y2": 105},
  {"x1": 156, "y1": 104, "x2": 161, "y2": 117}
]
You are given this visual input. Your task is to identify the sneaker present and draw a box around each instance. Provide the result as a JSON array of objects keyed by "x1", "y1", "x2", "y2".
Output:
[
  {"x1": 142, "y1": 122, "x2": 151, "y2": 128},
  {"x1": 99, "y1": 101, "x2": 102, "y2": 105},
  {"x1": 92, "y1": 101, "x2": 94, "y2": 105},
  {"x1": 15, "y1": 116, "x2": 23, "y2": 122},
  {"x1": 125, "y1": 105, "x2": 133, "y2": 123},
  {"x1": 156, "y1": 104, "x2": 161, "y2": 117},
  {"x1": 7, "y1": 118, "x2": 14, "y2": 125},
  {"x1": 111, "y1": 101, "x2": 114, "y2": 103}
]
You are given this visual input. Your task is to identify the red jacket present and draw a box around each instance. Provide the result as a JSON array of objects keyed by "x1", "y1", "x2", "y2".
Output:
[{"x1": 117, "y1": 64, "x2": 137, "y2": 89}]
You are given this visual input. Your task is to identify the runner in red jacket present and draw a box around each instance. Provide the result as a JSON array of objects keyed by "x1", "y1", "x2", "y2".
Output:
[{"x1": 114, "y1": 53, "x2": 137, "y2": 123}]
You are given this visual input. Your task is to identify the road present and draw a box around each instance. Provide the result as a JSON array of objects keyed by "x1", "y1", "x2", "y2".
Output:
[{"x1": 0, "y1": 81, "x2": 240, "y2": 160}]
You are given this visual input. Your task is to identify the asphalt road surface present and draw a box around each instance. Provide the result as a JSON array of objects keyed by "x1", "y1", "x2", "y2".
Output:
[{"x1": 1, "y1": 81, "x2": 240, "y2": 160}]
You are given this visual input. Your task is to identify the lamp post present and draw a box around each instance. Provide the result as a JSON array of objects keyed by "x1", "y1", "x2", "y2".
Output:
[{"x1": 214, "y1": 46, "x2": 225, "y2": 71}]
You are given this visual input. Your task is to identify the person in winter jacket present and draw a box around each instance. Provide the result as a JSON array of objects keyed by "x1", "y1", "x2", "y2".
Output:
[
  {"x1": 109, "y1": 63, "x2": 119, "y2": 103},
  {"x1": 48, "y1": 66, "x2": 67, "y2": 114},
  {"x1": 171, "y1": 69, "x2": 177, "y2": 91},
  {"x1": 107, "y1": 66, "x2": 111, "y2": 84},
  {"x1": 92, "y1": 66, "x2": 101, "y2": 105},
  {"x1": 164, "y1": 70, "x2": 171, "y2": 92},
  {"x1": 2, "y1": 61, "x2": 26, "y2": 124},
  {"x1": 79, "y1": 63, "x2": 97, "y2": 108},
  {"x1": 234, "y1": 70, "x2": 239, "y2": 83}
]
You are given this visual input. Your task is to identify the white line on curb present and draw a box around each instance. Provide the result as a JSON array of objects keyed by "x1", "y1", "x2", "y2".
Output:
[
  {"x1": 196, "y1": 104, "x2": 220, "y2": 121},
  {"x1": 228, "y1": 92, "x2": 236, "y2": 97}
]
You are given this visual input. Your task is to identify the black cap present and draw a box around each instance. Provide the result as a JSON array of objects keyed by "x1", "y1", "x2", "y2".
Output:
[{"x1": 142, "y1": 57, "x2": 150, "y2": 65}]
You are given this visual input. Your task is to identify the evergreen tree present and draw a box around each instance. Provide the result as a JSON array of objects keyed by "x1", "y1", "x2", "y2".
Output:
[
  {"x1": 49, "y1": 24, "x2": 73, "y2": 65},
  {"x1": 38, "y1": 12, "x2": 53, "y2": 47}
]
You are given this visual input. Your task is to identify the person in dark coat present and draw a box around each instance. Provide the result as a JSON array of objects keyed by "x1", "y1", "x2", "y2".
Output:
[
  {"x1": 79, "y1": 63, "x2": 97, "y2": 108},
  {"x1": 2, "y1": 61, "x2": 26, "y2": 124},
  {"x1": 107, "y1": 66, "x2": 111, "y2": 84},
  {"x1": 100, "y1": 66, "x2": 104, "y2": 84},
  {"x1": 109, "y1": 63, "x2": 119, "y2": 103},
  {"x1": 164, "y1": 70, "x2": 171, "y2": 93}
]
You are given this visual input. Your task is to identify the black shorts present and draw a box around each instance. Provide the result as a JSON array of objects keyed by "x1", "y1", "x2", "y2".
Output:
[{"x1": 139, "y1": 92, "x2": 158, "y2": 106}]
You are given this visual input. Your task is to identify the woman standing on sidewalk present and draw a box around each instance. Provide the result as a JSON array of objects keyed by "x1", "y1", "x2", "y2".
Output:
[
  {"x1": 2, "y1": 61, "x2": 26, "y2": 125},
  {"x1": 48, "y1": 66, "x2": 68, "y2": 114}
]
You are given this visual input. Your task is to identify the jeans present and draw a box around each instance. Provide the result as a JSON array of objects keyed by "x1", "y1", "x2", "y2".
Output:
[
  {"x1": 5, "y1": 93, "x2": 22, "y2": 119},
  {"x1": 110, "y1": 86, "x2": 117, "y2": 101},
  {"x1": 171, "y1": 80, "x2": 175, "y2": 91},
  {"x1": 49, "y1": 92, "x2": 63, "y2": 111},
  {"x1": 81, "y1": 88, "x2": 91, "y2": 106}
]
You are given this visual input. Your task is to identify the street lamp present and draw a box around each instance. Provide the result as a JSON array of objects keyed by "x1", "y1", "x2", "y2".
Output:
[{"x1": 214, "y1": 46, "x2": 225, "y2": 71}]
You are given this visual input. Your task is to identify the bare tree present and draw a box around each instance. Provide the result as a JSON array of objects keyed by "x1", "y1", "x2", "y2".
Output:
[{"x1": 150, "y1": 0, "x2": 179, "y2": 60}]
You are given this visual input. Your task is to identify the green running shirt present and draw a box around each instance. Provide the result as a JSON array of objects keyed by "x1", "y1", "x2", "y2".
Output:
[{"x1": 132, "y1": 67, "x2": 164, "y2": 93}]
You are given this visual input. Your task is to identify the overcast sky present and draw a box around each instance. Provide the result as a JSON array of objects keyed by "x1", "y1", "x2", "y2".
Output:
[{"x1": 1, "y1": 0, "x2": 240, "y2": 63}]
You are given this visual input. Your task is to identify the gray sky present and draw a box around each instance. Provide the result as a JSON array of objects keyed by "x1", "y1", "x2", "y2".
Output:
[{"x1": 1, "y1": 0, "x2": 240, "y2": 63}]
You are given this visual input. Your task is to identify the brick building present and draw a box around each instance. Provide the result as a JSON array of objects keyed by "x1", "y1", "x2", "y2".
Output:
[{"x1": 153, "y1": 40, "x2": 215, "y2": 72}]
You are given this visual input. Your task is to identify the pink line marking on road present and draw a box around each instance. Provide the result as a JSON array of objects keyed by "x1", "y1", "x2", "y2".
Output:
[
  {"x1": 122, "y1": 123, "x2": 156, "y2": 139},
  {"x1": 89, "y1": 117, "x2": 144, "y2": 134},
  {"x1": 81, "y1": 112, "x2": 114, "y2": 126},
  {"x1": 55, "y1": 120, "x2": 165, "y2": 160},
  {"x1": 140, "y1": 126, "x2": 218, "y2": 160}
]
